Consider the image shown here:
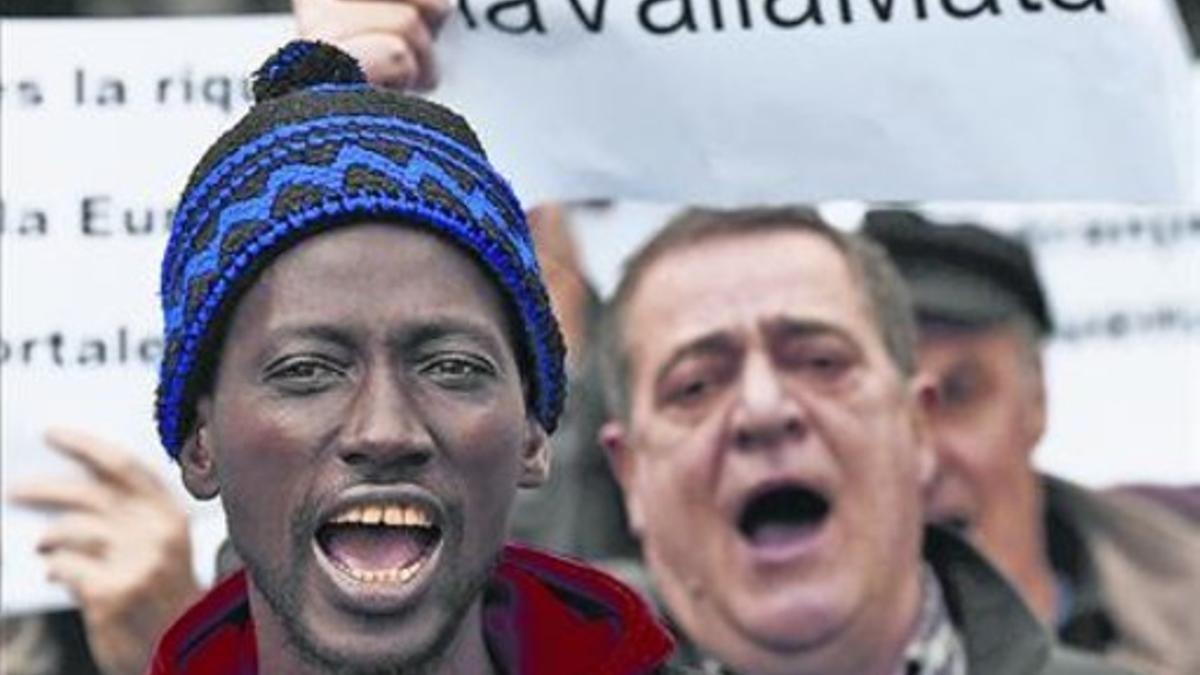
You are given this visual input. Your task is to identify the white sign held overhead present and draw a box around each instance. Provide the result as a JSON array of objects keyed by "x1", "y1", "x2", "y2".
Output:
[
  {"x1": 1, "y1": 16, "x2": 294, "y2": 617},
  {"x1": 2, "y1": 3, "x2": 1192, "y2": 203},
  {"x1": 432, "y1": 0, "x2": 1193, "y2": 203}
]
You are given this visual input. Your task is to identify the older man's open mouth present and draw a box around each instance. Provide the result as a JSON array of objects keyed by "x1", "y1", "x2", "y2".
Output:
[{"x1": 736, "y1": 481, "x2": 833, "y2": 564}]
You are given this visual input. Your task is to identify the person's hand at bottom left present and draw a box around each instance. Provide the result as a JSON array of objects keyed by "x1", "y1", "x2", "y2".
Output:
[{"x1": 9, "y1": 428, "x2": 202, "y2": 675}]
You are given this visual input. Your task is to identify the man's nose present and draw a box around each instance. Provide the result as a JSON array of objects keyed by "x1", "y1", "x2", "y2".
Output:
[
  {"x1": 730, "y1": 353, "x2": 805, "y2": 451},
  {"x1": 337, "y1": 370, "x2": 434, "y2": 471}
]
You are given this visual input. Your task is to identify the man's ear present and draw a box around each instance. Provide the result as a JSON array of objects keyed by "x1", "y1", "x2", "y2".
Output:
[
  {"x1": 599, "y1": 420, "x2": 645, "y2": 537},
  {"x1": 517, "y1": 418, "x2": 551, "y2": 488},
  {"x1": 179, "y1": 397, "x2": 220, "y2": 500},
  {"x1": 909, "y1": 373, "x2": 939, "y2": 491}
]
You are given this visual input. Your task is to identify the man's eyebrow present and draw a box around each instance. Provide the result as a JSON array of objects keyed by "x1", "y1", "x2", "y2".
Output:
[
  {"x1": 766, "y1": 316, "x2": 854, "y2": 344},
  {"x1": 653, "y1": 333, "x2": 738, "y2": 386},
  {"x1": 254, "y1": 323, "x2": 357, "y2": 368},
  {"x1": 261, "y1": 317, "x2": 509, "y2": 355},
  {"x1": 394, "y1": 317, "x2": 509, "y2": 356},
  {"x1": 266, "y1": 323, "x2": 357, "y2": 348}
]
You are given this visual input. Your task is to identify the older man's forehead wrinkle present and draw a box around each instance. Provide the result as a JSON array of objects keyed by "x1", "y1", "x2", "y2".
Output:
[
  {"x1": 649, "y1": 316, "x2": 859, "y2": 384},
  {"x1": 624, "y1": 229, "x2": 877, "y2": 400},
  {"x1": 763, "y1": 316, "x2": 858, "y2": 345}
]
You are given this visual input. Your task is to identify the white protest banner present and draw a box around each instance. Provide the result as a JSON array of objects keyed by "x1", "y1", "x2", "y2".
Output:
[
  {"x1": 432, "y1": 0, "x2": 1194, "y2": 203},
  {"x1": 1, "y1": 4, "x2": 1194, "y2": 614},
  {"x1": 1, "y1": 16, "x2": 293, "y2": 616}
]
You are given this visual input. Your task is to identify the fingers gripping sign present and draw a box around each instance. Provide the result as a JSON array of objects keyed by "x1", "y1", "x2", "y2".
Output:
[
  {"x1": 8, "y1": 429, "x2": 202, "y2": 675},
  {"x1": 293, "y1": 0, "x2": 453, "y2": 90}
]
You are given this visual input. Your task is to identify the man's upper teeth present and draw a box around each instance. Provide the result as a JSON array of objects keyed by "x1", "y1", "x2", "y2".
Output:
[{"x1": 331, "y1": 504, "x2": 433, "y2": 527}]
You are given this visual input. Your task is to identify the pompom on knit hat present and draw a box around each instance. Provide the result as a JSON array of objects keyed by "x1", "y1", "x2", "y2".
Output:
[{"x1": 157, "y1": 40, "x2": 566, "y2": 458}]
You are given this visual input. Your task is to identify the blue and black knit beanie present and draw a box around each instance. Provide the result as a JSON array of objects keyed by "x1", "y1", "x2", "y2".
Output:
[{"x1": 157, "y1": 40, "x2": 566, "y2": 458}]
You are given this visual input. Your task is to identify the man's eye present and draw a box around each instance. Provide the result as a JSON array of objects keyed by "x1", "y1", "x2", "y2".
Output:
[
  {"x1": 676, "y1": 378, "x2": 708, "y2": 400},
  {"x1": 800, "y1": 353, "x2": 850, "y2": 378},
  {"x1": 940, "y1": 375, "x2": 976, "y2": 407},
  {"x1": 421, "y1": 356, "x2": 493, "y2": 388},
  {"x1": 664, "y1": 375, "x2": 717, "y2": 407},
  {"x1": 265, "y1": 358, "x2": 343, "y2": 393},
  {"x1": 660, "y1": 356, "x2": 734, "y2": 410}
]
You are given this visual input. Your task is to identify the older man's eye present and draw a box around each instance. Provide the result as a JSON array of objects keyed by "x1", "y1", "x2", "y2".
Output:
[
  {"x1": 776, "y1": 334, "x2": 856, "y2": 385},
  {"x1": 671, "y1": 378, "x2": 709, "y2": 402},
  {"x1": 802, "y1": 353, "x2": 849, "y2": 378},
  {"x1": 662, "y1": 371, "x2": 723, "y2": 409}
]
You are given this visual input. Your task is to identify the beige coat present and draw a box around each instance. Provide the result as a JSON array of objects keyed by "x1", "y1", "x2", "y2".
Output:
[{"x1": 1047, "y1": 477, "x2": 1200, "y2": 675}]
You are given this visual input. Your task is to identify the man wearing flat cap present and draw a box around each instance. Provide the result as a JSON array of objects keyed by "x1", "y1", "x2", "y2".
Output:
[{"x1": 864, "y1": 210, "x2": 1200, "y2": 675}]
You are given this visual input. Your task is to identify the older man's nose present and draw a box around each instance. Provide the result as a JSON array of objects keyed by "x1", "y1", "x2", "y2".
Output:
[{"x1": 730, "y1": 353, "x2": 805, "y2": 450}]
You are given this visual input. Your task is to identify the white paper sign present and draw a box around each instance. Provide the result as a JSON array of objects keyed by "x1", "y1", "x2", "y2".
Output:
[
  {"x1": 1, "y1": 16, "x2": 293, "y2": 616},
  {"x1": 432, "y1": 0, "x2": 1194, "y2": 203}
]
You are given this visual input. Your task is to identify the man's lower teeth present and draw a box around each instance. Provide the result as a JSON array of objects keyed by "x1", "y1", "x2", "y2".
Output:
[{"x1": 344, "y1": 561, "x2": 421, "y2": 584}]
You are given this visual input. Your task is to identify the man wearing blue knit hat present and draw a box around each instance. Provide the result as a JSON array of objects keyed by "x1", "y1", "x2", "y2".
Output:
[{"x1": 146, "y1": 40, "x2": 683, "y2": 675}]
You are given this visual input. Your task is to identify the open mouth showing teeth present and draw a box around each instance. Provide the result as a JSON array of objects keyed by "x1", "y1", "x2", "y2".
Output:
[
  {"x1": 737, "y1": 485, "x2": 831, "y2": 547},
  {"x1": 316, "y1": 503, "x2": 442, "y2": 585}
]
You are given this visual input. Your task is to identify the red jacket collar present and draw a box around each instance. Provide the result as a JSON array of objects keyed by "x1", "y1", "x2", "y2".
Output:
[
  {"x1": 485, "y1": 544, "x2": 675, "y2": 675},
  {"x1": 148, "y1": 565, "x2": 256, "y2": 675},
  {"x1": 149, "y1": 544, "x2": 673, "y2": 675}
]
